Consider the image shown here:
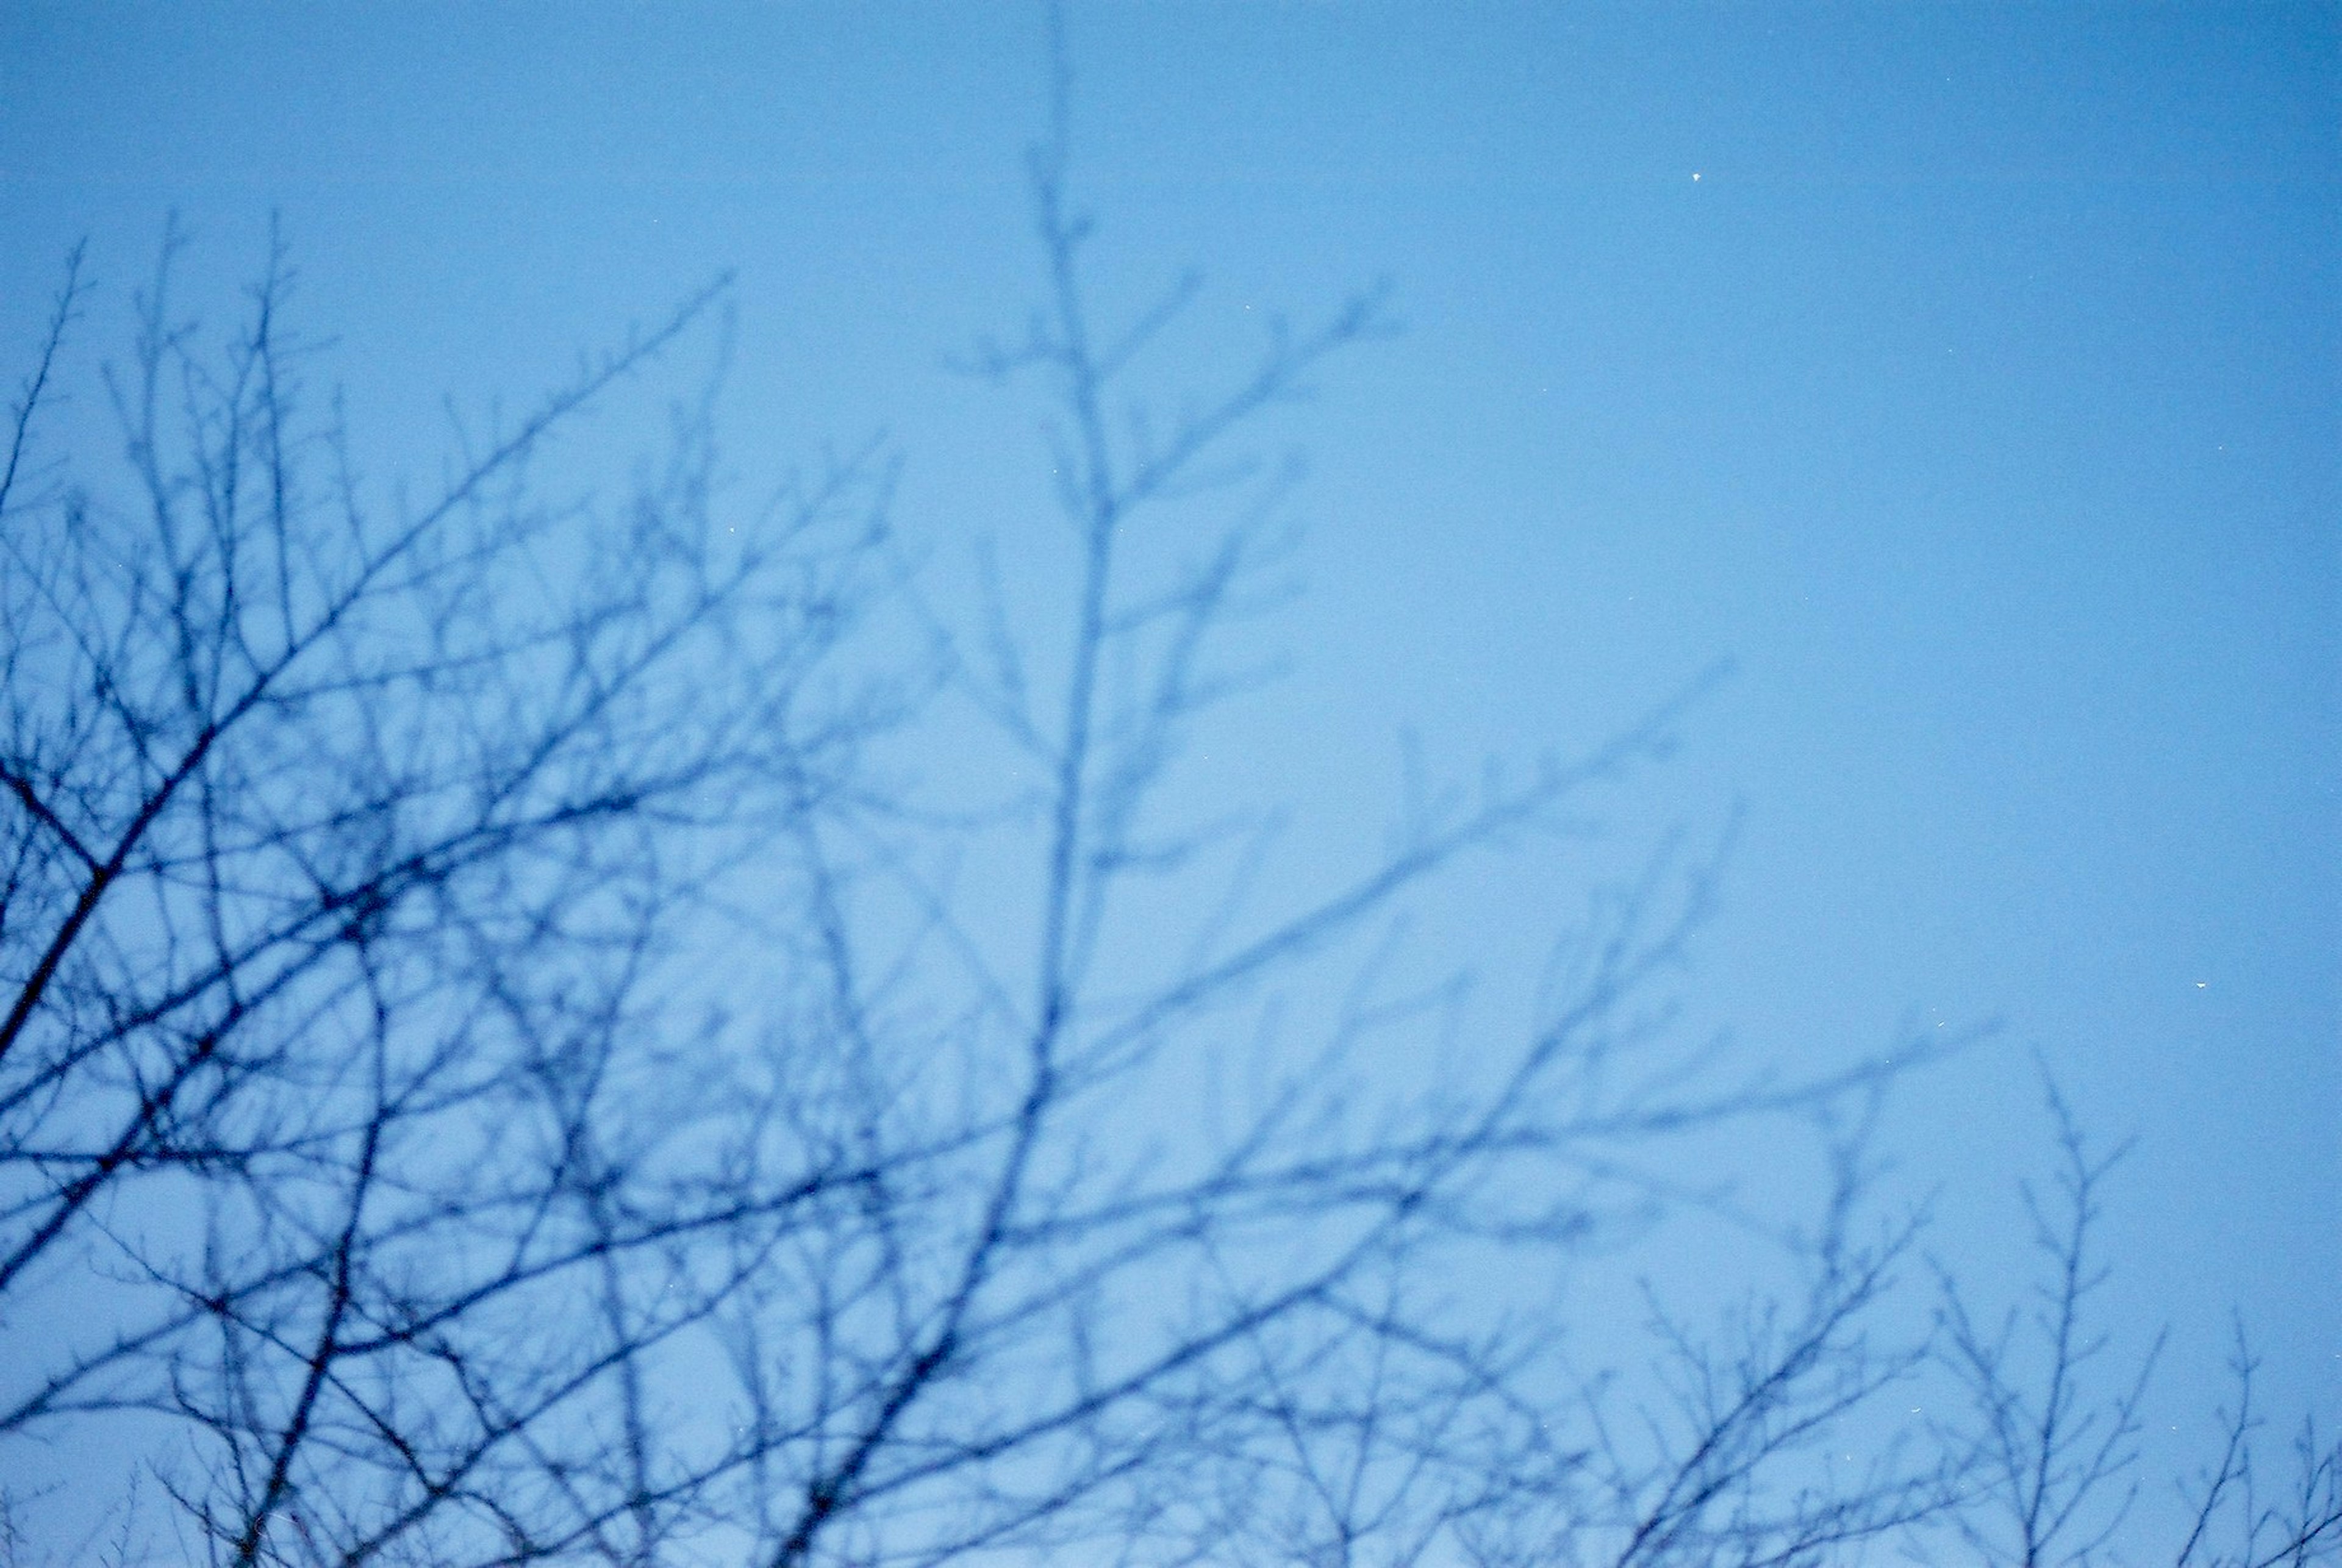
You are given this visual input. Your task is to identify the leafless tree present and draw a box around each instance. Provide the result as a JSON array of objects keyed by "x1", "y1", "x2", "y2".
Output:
[
  {"x1": 1929, "y1": 1081, "x2": 2342, "y2": 1568},
  {"x1": 0, "y1": 223, "x2": 890, "y2": 1564},
  {"x1": 7, "y1": 50, "x2": 2324, "y2": 1568}
]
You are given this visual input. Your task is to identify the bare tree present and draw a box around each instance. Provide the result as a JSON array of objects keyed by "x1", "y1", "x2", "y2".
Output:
[
  {"x1": 1930, "y1": 1081, "x2": 2342, "y2": 1568},
  {"x1": 0, "y1": 156, "x2": 1911, "y2": 1568},
  {"x1": 0, "y1": 224, "x2": 890, "y2": 1564},
  {"x1": 7, "y1": 52, "x2": 2326, "y2": 1568}
]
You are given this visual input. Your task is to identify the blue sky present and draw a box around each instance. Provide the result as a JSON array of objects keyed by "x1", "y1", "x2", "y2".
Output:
[{"x1": 4, "y1": 0, "x2": 2334, "y2": 1545}]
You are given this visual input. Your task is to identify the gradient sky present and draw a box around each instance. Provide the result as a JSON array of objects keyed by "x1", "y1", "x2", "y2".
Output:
[{"x1": 4, "y1": 1, "x2": 2335, "y2": 1547}]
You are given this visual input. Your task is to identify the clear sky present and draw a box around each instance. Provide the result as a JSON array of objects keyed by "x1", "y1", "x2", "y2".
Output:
[{"x1": 4, "y1": 0, "x2": 2335, "y2": 1548}]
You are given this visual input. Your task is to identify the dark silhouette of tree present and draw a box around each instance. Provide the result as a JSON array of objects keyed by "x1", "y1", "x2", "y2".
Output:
[
  {"x1": 0, "y1": 224, "x2": 892, "y2": 1564},
  {"x1": 2, "y1": 58, "x2": 2332, "y2": 1568},
  {"x1": 1929, "y1": 1081, "x2": 2341, "y2": 1568}
]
